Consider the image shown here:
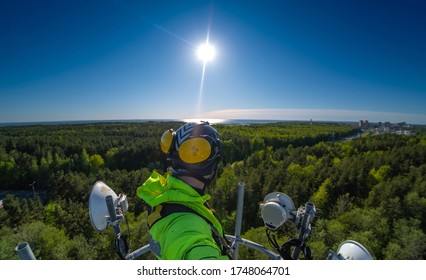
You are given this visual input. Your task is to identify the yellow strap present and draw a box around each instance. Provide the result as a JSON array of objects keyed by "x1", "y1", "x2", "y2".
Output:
[{"x1": 147, "y1": 205, "x2": 163, "y2": 228}]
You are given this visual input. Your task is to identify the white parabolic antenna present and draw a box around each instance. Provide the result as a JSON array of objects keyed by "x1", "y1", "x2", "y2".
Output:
[
  {"x1": 89, "y1": 181, "x2": 118, "y2": 231},
  {"x1": 337, "y1": 240, "x2": 373, "y2": 260}
]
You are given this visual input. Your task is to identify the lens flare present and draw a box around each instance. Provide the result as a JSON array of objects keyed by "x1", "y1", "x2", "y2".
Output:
[{"x1": 196, "y1": 20, "x2": 215, "y2": 118}]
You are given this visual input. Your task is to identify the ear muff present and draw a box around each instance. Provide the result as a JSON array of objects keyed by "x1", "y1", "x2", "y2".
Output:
[
  {"x1": 178, "y1": 137, "x2": 212, "y2": 164},
  {"x1": 160, "y1": 129, "x2": 175, "y2": 154}
]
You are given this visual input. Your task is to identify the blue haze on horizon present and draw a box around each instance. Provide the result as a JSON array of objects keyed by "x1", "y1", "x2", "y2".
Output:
[{"x1": 1, "y1": 0, "x2": 425, "y2": 124}]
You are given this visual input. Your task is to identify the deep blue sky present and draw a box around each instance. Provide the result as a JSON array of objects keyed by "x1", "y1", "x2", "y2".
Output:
[{"x1": 1, "y1": 0, "x2": 425, "y2": 124}]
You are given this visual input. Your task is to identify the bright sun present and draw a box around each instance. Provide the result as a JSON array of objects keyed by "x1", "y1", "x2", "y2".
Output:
[{"x1": 197, "y1": 43, "x2": 216, "y2": 63}]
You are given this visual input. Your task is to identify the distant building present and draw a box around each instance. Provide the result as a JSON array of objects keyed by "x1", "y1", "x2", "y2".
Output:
[
  {"x1": 359, "y1": 120, "x2": 369, "y2": 128},
  {"x1": 374, "y1": 120, "x2": 416, "y2": 136}
]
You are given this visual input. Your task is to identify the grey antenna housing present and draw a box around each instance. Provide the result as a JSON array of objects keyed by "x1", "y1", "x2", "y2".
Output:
[{"x1": 261, "y1": 192, "x2": 296, "y2": 230}]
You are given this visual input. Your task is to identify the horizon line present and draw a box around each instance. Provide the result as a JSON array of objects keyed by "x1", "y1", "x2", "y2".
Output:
[
  {"x1": 1, "y1": 108, "x2": 425, "y2": 126},
  {"x1": 0, "y1": 118, "x2": 425, "y2": 127},
  {"x1": 199, "y1": 108, "x2": 426, "y2": 125}
]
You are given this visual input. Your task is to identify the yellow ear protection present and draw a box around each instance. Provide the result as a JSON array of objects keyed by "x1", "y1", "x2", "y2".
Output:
[
  {"x1": 160, "y1": 129, "x2": 175, "y2": 154},
  {"x1": 178, "y1": 137, "x2": 212, "y2": 164},
  {"x1": 160, "y1": 129, "x2": 214, "y2": 164}
]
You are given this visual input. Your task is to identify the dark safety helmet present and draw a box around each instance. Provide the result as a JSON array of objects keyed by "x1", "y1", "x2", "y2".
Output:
[{"x1": 160, "y1": 121, "x2": 223, "y2": 184}]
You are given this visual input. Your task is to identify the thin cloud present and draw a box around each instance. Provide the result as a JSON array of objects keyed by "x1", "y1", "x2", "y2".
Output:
[{"x1": 201, "y1": 109, "x2": 426, "y2": 124}]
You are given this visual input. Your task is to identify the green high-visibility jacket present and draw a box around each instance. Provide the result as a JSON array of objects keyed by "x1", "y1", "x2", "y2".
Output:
[{"x1": 137, "y1": 170, "x2": 229, "y2": 260}]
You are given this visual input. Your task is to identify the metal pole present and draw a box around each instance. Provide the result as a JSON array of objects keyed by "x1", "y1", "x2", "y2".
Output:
[
  {"x1": 106, "y1": 195, "x2": 121, "y2": 235},
  {"x1": 226, "y1": 235, "x2": 282, "y2": 260},
  {"x1": 292, "y1": 202, "x2": 314, "y2": 259},
  {"x1": 15, "y1": 242, "x2": 36, "y2": 260},
  {"x1": 106, "y1": 194, "x2": 130, "y2": 259},
  {"x1": 125, "y1": 244, "x2": 151, "y2": 260},
  {"x1": 232, "y1": 182, "x2": 245, "y2": 259}
]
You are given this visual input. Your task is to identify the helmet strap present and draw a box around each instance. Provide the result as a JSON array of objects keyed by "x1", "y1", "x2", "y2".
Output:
[
  {"x1": 171, "y1": 167, "x2": 207, "y2": 182},
  {"x1": 170, "y1": 167, "x2": 216, "y2": 194}
]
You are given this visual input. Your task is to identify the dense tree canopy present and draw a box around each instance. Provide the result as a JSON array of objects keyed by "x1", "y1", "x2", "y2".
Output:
[{"x1": 0, "y1": 122, "x2": 425, "y2": 259}]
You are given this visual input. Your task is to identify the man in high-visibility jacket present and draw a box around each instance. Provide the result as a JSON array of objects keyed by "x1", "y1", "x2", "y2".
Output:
[{"x1": 137, "y1": 121, "x2": 230, "y2": 260}]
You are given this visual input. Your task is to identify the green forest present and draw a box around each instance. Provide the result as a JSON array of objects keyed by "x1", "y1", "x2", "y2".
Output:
[{"x1": 0, "y1": 121, "x2": 425, "y2": 260}]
